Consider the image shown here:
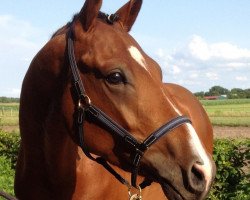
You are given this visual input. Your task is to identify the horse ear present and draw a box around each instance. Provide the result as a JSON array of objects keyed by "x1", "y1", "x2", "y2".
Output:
[
  {"x1": 79, "y1": 0, "x2": 102, "y2": 31},
  {"x1": 115, "y1": 0, "x2": 142, "y2": 32}
]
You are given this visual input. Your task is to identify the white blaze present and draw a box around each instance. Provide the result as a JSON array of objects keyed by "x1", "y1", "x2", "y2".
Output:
[
  {"x1": 160, "y1": 89, "x2": 213, "y2": 191},
  {"x1": 128, "y1": 46, "x2": 148, "y2": 70},
  {"x1": 186, "y1": 123, "x2": 213, "y2": 191},
  {"x1": 160, "y1": 87, "x2": 182, "y2": 115}
]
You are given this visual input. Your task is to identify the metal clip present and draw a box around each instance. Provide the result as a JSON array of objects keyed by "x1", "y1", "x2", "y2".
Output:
[
  {"x1": 128, "y1": 186, "x2": 142, "y2": 200},
  {"x1": 83, "y1": 95, "x2": 91, "y2": 105},
  {"x1": 78, "y1": 95, "x2": 91, "y2": 109}
]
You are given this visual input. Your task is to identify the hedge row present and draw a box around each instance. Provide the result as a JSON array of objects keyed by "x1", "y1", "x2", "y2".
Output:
[
  {"x1": 0, "y1": 130, "x2": 249, "y2": 199},
  {"x1": 208, "y1": 139, "x2": 250, "y2": 200},
  {"x1": 0, "y1": 131, "x2": 20, "y2": 169},
  {"x1": 0, "y1": 156, "x2": 15, "y2": 195},
  {"x1": 0, "y1": 131, "x2": 20, "y2": 196}
]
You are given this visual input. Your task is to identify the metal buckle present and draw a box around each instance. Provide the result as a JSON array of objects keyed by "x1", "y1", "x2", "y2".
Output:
[
  {"x1": 128, "y1": 186, "x2": 142, "y2": 200},
  {"x1": 78, "y1": 95, "x2": 91, "y2": 109},
  {"x1": 83, "y1": 95, "x2": 91, "y2": 105}
]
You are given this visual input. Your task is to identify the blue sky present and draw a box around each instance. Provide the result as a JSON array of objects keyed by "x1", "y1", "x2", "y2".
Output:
[{"x1": 1, "y1": 0, "x2": 250, "y2": 97}]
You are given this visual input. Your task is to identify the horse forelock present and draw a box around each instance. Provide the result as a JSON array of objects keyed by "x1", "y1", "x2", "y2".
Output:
[{"x1": 51, "y1": 11, "x2": 119, "y2": 39}]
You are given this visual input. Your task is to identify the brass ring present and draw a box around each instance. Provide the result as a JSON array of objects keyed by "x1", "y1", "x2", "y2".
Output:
[
  {"x1": 78, "y1": 95, "x2": 91, "y2": 108},
  {"x1": 83, "y1": 95, "x2": 91, "y2": 105},
  {"x1": 128, "y1": 185, "x2": 142, "y2": 200}
]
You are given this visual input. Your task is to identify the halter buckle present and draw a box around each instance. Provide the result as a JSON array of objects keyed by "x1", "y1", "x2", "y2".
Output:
[
  {"x1": 128, "y1": 186, "x2": 142, "y2": 200},
  {"x1": 78, "y1": 95, "x2": 91, "y2": 108}
]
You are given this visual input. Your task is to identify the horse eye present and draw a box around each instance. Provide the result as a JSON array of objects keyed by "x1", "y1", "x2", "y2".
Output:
[{"x1": 106, "y1": 72, "x2": 125, "y2": 85}]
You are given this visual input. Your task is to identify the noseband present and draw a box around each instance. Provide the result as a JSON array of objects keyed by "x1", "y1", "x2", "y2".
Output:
[{"x1": 67, "y1": 26, "x2": 191, "y2": 190}]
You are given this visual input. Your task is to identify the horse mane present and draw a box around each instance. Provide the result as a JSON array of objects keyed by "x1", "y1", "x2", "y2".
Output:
[{"x1": 51, "y1": 11, "x2": 119, "y2": 38}]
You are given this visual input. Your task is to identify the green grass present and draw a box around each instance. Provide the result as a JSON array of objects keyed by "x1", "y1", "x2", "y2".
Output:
[
  {"x1": 201, "y1": 99, "x2": 250, "y2": 106},
  {"x1": 1, "y1": 100, "x2": 250, "y2": 127},
  {"x1": 201, "y1": 99, "x2": 250, "y2": 127},
  {"x1": 0, "y1": 103, "x2": 19, "y2": 127},
  {"x1": 0, "y1": 156, "x2": 15, "y2": 197}
]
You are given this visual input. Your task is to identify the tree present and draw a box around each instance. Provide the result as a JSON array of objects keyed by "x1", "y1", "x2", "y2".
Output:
[
  {"x1": 194, "y1": 91, "x2": 205, "y2": 99},
  {"x1": 244, "y1": 89, "x2": 250, "y2": 98},
  {"x1": 207, "y1": 86, "x2": 229, "y2": 96},
  {"x1": 195, "y1": 86, "x2": 250, "y2": 99},
  {"x1": 229, "y1": 88, "x2": 246, "y2": 99},
  {"x1": 0, "y1": 97, "x2": 20, "y2": 103}
]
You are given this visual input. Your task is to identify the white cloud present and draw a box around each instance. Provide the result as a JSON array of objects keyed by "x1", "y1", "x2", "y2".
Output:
[
  {"x1": 188, "y1": 35, "x2": 250, "y2": 61},
  {"x1": 7, "y1": 88, "x2": 21, "y2": 97},
  {"x1": 0, "y1": 15, "x2": 46, "y2": 62},
  {"x1": 190, "y1": 72, "x2": 199, "y2": 79},
  {"x1": 188, "y1": 35, "x2": 210, "y2": 61},
  {"x1": 206, "y1": 72, "x2": 219, "y2": 80},
  {"x1": 210, "y1": 42, "x2": 250, "y2": 60},
  {"x1": 156, "y1": 48, "x2": 165, "y2": 58},
  {"x1": 172, "y1": 65, "x2": 181, "y2": 75},
  {"x1": 10, "y1": 88, "x2": 21, "y2": 96},
  {"x1": 0, "y1": 87, "x2": 21, "y2": 98},
  {"x1": 235, "y1": 76, "x2": 248, "y2": 81},
  {"x1": 224, "y1": 62, "x2": 250, "y2": 69},
  {"x1": 0, "y1": 15, "x2": 47, "y2": 97},
  {"x1": 154, "y1": 35, "x2": 250, "y2": 92}
]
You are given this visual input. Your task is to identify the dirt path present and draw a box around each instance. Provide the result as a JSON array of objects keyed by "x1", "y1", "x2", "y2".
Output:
[
  {"x1": 1, "y1": 125, "x2": 19, "y2": 133},
  {"x1": 213, "y1": 126, "x2": 250, "y2": 138}
]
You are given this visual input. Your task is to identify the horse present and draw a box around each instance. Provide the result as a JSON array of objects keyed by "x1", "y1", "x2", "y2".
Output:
[{"x1": 15, "y1": 0, "x2": 216, "y2": 199}]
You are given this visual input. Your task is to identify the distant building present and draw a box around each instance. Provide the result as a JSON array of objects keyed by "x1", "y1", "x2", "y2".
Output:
[
  {"x1": 218, "y1": 95, "x2": 227, "y2": 99},
  {"x1": 204, "y1": 95, "x2": 227, "y2": 100},
  {"x1": 204, "y1": 96, "x2": 219, "y2": 100}
]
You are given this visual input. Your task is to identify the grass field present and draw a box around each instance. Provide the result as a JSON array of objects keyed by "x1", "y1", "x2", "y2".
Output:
[
  {"x1": 1, "y1": 99, "x2": 250, "y2": 128},
  {"x1": 0, "y1": 101, "x2": 249, "y2": 199},
  {"x1": 201, "y1": 99, "x2": 250, "y2": 127},
  {"x1": 0, "y1": 103, "x2": 19, "y2": 131}
]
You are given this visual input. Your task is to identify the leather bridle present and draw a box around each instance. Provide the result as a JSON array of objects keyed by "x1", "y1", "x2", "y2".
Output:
[{"x1": 67, "y1": 25, "x2": 192, "y2": 190}]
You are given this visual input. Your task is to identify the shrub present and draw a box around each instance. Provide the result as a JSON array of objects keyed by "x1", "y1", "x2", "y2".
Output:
[
  {"x1": 0, "y1": 131, "x2": 249, "y2": 199},
  {"x1": 0, "y1": 156, "x2": 15, "y2": 195},
  {"x1": 208, "y1": 139, "x2": 250, "y2": 200},
  {"x1": 0, "y1": 131, "x2": 20, "y2": 169},
  {"x1": 0, "y1": 131, "x2": 20, "y2": 196}
]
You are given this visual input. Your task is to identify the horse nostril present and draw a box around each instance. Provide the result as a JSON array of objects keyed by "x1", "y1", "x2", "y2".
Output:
[{"x1": 188, "y1": 162, "x2": 206, "y2": 193}]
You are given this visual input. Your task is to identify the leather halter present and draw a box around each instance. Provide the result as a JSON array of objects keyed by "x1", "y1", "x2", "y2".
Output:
[{"x1": 67, "y1": 26, "x2": 192, "y2": 189}]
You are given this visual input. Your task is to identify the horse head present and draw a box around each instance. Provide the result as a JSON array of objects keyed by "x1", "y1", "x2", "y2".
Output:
[
  {"x1": 60, "y1": 0, "x2": 216, "y2": 199},
  {"x1": 17, "y1": 0, "x2": 216, "y2": 199}
]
